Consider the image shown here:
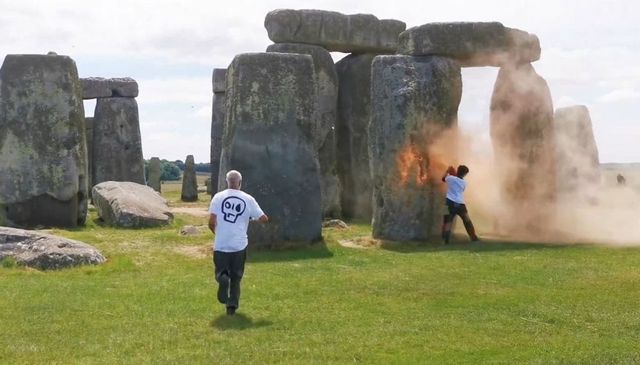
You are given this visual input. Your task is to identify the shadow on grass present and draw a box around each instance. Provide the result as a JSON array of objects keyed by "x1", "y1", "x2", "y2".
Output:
[
  {"x1": 210, "y1": 313, "x2": 272, "y2": 331},
  {"x1": 247, "y1": 241, "x2": 334, "y2": 263},
  {"x1": 379, "y1": 239, "x2": 577, "y2": 254}
]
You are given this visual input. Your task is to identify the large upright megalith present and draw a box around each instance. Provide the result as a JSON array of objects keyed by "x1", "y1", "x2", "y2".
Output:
[
  {"x1": 267, "y1": 43, "x2": 341, "y2": 217},
  {"x1": 92, "y1": 97, "x2": 145, "y2": 186},
  {"x1": 220, "y1": 52, "x2": 322, "y2": 246},
  {"x1": 554, "y1": 105, "x2": 600, "y2": 197},
  {"x1": 85, "y1": 117, "x2": 94, "y2": 189},
  {"x1": 265, "y1": 9, "x2": 406, "y2": 53},
  {"x1": 370, "y1": 55, "x2": 462, "y2": 241},
  {"x1": 336, "y1": 53, "x2": 377, "y2": 220},
  {"x1": 147, "y1": 157, "x2": 162, "y2": 193},
  {"x1": 181, "y1": 155, "x2": 198, "y2": 202},
  {"x1": 210, "y1": 68, "x2": 226, "y2": 195},
  {"x1": 490, "y1": 63, "x2": 556, "y2": 235},
  {"x1": 0, "y1": 54, "x2": 88, "y2": 227}
]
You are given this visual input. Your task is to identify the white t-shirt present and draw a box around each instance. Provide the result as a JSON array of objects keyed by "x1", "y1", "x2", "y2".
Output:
[
  {"x1": 445, "y1": 175, "x2": 467, "y2": 204},
  {"x1": 209, "y1": 189, "x2": 265, "y2": 252}
]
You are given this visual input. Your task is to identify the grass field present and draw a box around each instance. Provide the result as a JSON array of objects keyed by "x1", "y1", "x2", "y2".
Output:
[{"x1": 1, "y1": 188, "x2": 640, "y2": 364}]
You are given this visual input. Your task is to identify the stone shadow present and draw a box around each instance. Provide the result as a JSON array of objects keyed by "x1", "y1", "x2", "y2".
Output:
[
  {"x1": 378, "y1": 239, "x2": 577, "y2": 254},
  {"x1": 247, "y1": 241, "x2": 334, "y2": 264},
  {"x1": 210, "y1": 312, "x2": 272, "y2": 331}
]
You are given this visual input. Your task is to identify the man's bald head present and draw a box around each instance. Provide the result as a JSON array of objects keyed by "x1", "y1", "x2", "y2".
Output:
[{"x1": 226, "y1": 170, "x2": 242, "y2": 189}]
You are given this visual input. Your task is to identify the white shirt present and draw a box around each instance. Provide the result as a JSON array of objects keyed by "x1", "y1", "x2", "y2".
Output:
[
  {"x1": 445, "y1": 175, "x2": 467, "y2": 204},
  {"x1": 209, "y1": 189, "x2": 265, "y2": 252}
]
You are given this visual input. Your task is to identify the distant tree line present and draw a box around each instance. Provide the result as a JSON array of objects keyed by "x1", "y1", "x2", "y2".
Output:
[
  {"x1": 143, "y1": 159, "x2": 182, "y2": 181},
  {"x1": 172, "y1": 160, "x2": 211, "y2": 173}
]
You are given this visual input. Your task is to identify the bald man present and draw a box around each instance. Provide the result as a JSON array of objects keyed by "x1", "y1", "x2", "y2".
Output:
[{"x1": 209, "y1": 170, "x2": 268, "y2": 315}]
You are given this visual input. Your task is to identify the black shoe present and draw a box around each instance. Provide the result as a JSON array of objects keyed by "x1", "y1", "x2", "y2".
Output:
[
  {"x1": 226, "y1": 306, "x2": 236, "y2": 316},
  {"x1": 217, "y1": 274, "x2": 230, "y2": 304}
]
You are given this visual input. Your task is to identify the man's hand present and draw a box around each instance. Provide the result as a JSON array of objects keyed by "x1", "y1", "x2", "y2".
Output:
[{"x1": 442, "y1": 165, "x2": 456, "y2": 182}]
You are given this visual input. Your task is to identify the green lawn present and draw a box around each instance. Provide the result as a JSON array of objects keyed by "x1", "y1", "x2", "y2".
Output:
[{"x1": 1, "y1": 195, "x2": 640, "y2": 363}]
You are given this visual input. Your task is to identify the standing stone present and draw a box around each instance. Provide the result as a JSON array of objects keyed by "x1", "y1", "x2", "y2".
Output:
[
  {"x1": 210, "y1": 68, "x2": 226, "y2": 195},
  {"x1": 265, "y1": 9, "x2": 406, "y2": 53},
  {"x1": 205, "y1": 178, "x2": 212, "y2": 195},
  {"x1": 0, "y1": 54, "x2": 88, "y2": 227},
  {"x1": 92, "y1": 97, "x2": 145, "y2": 186},
  {"x1": 181, "y1": 155, "x2": 198, "y2": 202},
  {"x1": 220, "y1": 52, "x2": 322, "y2": 246},
  {"x1": 147, "y1": 157, "x2": 162, "y2": 193},
  {"x1": 490, "y1": 63, "x2": 556, "y2": 236},
  {"x1": 336, "y1": 54, "x2": 377, "y2": 220},
  {"x1": 85, "y1": 117, "x2": 94, "y2": 189},
  {"x1": 398, "y1": 22, "x2": 540, "y2": 67},
  {"x1": 267, "y1": 43, "x2": 341, "y2": 217},
  {"x1": 554, "y1": 105, "x2": 600, "y2": 197},
  {"x1": 370, "y1": 55, "x2": 462, "y2": 241}
]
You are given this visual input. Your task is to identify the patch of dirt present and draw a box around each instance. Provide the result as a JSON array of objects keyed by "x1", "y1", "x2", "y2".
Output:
[
  {"x1": 171, "y1": 207, "x2": 210, "y2": 217},
  {"x1": 173, "y1": 245, "x2": 212, "y2": 259},
  {"x1": 338, "y1": 236, "x2": 381, "y2": 249}
]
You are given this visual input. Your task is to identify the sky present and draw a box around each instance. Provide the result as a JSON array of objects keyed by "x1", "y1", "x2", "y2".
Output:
[{"x1": 1, "y1": 0, "x2": 639, "y2": 163}]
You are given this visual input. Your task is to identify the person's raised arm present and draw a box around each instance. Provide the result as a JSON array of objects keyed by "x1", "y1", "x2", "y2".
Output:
[
  {"x1": 442, "y1": 165, "x2": 455, "y2": 182},
  {"x1": 257, "y1": 214, "x2": 269, "y2": 223}
]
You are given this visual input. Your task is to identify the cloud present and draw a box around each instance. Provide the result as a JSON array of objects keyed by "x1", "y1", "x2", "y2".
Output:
[
  {"x1": 597, "y1": 89, "x2": 640, "y2": 104},
  {"x1": 2, "y1": 0, "x2": 640, "y2": 163}
]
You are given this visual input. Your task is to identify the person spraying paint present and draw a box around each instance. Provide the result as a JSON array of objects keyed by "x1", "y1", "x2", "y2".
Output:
[{"x1": 441, "y1": 165, "x2": 479, "y2": 244}]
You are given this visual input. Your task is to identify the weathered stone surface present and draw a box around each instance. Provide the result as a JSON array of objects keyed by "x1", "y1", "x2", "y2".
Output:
[
  {"x1": 0, "y1": 226, "x2": 105, "y2": 270},
  {"x1": 147, "y1": 157, "x2": 162, "y2": 192},
  {"x1": 370, "y1": 55, "x2": 462, "y2": 241},
  {"x1": 92, "y1": 97, "x2": 145, "y2": 186},
  {"x1": 219, "y1": 52, "x2": 322, "y2": 246},
  {"x1": 210, "y1": 91, "x2": 225, "y2": 195},
  {"x1": 109, "y1": 77, "x2": 138, "y2": 97},
  {"x1": 92, "y1": 181, "x2": 173, "y2": 227},
  {"x1": 80, "y1": 77, "x2": 138, "y2": 99},
  {"x1": 398, "y1": 22, "x2": 540, "y2": 67},
  {"x1": 267, "y1": 43, "x2": 341, "y2": 217},
  {"x1": 265, "y1": 9, "x2": 406, "y2": 53},
  {"x1": 85, "y1": 117, "x2": 94, "y2": 189},
  {"x1": 336, "y1": 54, "x2": 376, "y2": 220},
  {"x1": 319, "y1": 129, "x2": 341, "y2": 218},
  {"x1": 181, "y1": 155, "x2": 198, "y2": 202},
  {"x1": 490, "y1": 63, "x2": 556, "y2": 236},
  {"x1": 554, "y1": 105, "x2": 600, "y2": 195},
  {"x1": 212, "y1": 68, "x2": 226, "y2": 93},
  {"x1": 205, "y1": 178, "x2": 212, "y2": 195},
  {"x1": 81, "y1": 77, "x2": 112, "y2": 99},
  {"x1": 0, "y1": 54, "x2": 88, "y2": 228}
]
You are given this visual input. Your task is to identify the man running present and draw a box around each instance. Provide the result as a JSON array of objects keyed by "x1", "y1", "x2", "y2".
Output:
[
  {"x1": 441, "y1": 165, "x2": 479, "y2": 244},
  {"x1": 208, "y1": 170, "x2": 268, "y2": 315}
]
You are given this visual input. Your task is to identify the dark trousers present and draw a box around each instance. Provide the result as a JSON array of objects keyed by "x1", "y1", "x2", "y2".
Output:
[
  {"x1": 442, "y1": 199, "x2": 478, "y2": 243},
  {"x1": 213, "y1": 249, "x2": 246, "y2": 308}
]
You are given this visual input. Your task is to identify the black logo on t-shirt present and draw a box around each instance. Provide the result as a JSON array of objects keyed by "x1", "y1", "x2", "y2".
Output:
[{"x1": 221, "y1": 196, "x2": 246, "y2": 223}]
